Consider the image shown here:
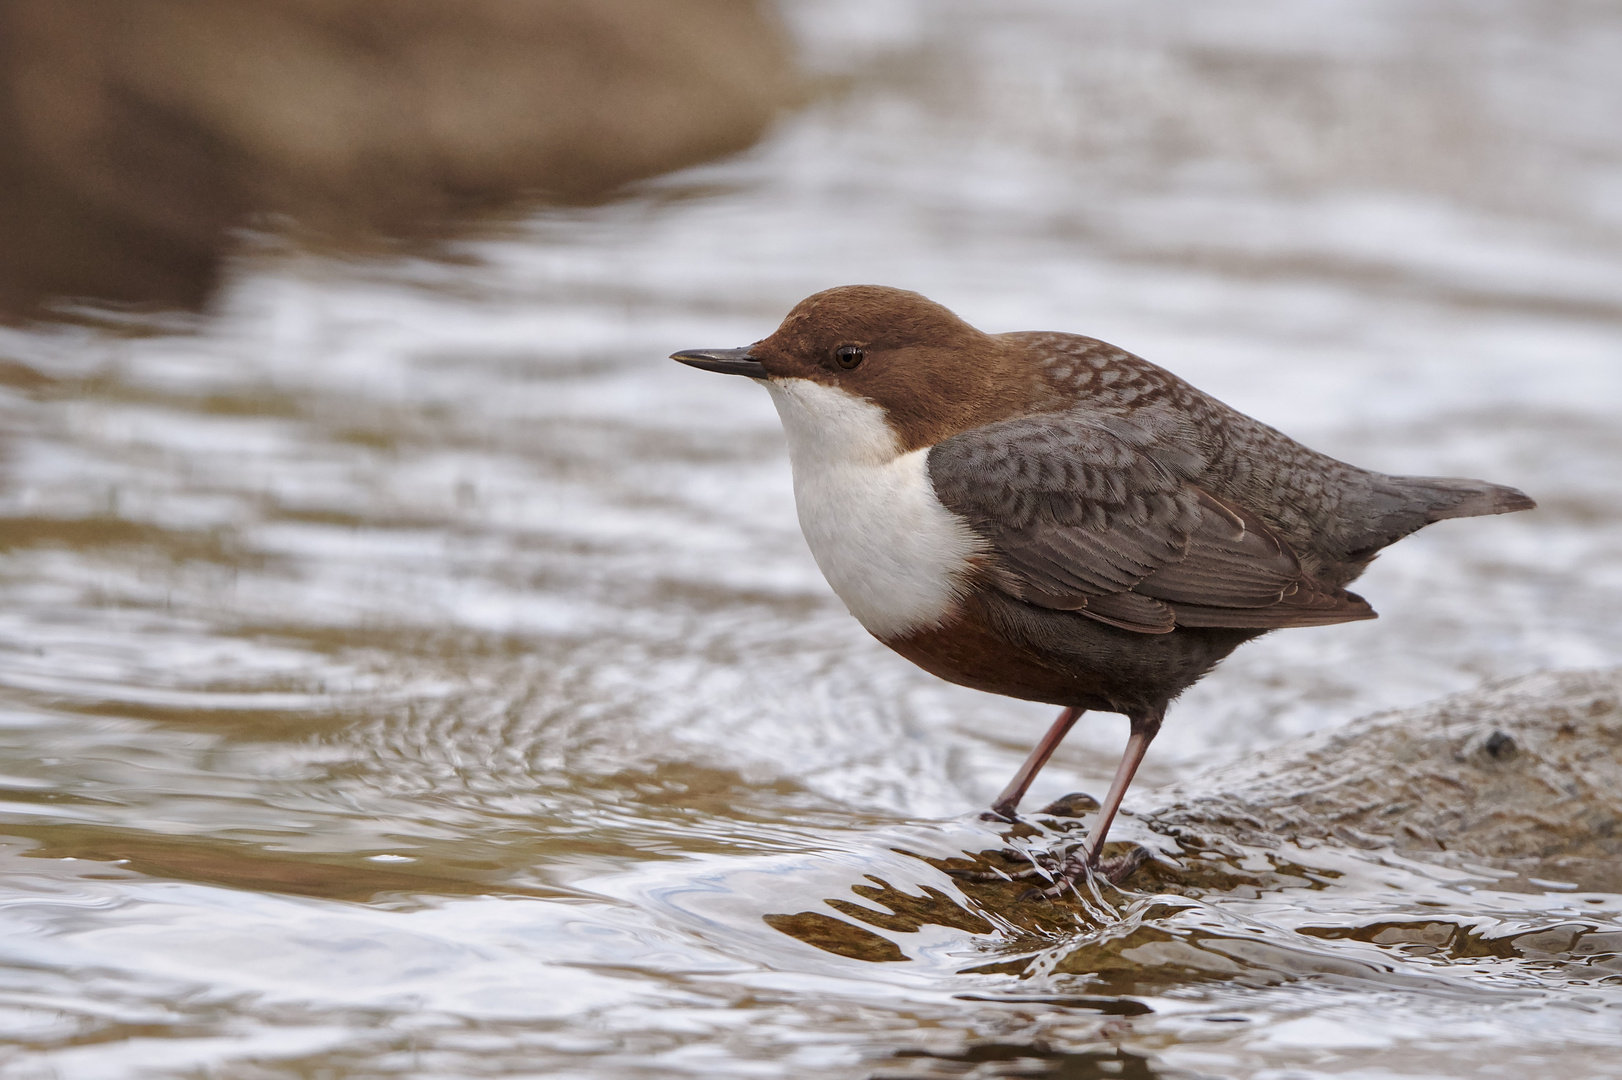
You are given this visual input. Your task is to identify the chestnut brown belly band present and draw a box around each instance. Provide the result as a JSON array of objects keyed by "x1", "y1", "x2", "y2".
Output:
[
  {"x1": 880, "y1": 601, "x2": 1114, "y2": 709},
  {"x1": 879, "y1": 590, "x2": 1263, "y2": 714}
]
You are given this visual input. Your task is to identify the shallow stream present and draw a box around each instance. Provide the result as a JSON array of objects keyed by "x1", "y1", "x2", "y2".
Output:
[{"x1": 2, "y1": 1, "x2": 1621, "y2": 1075}]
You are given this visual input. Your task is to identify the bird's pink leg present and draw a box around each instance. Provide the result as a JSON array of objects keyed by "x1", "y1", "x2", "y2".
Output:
[
  {"x1": 1080, "y1": 710, "x2": 1161, "y2": 866},
  {"x1": 986, "y1": 706, "x2": 1084, "y2": 820},
  {"x1": 1032, "y1": 709, "x2": 1163, "y2": 897}
]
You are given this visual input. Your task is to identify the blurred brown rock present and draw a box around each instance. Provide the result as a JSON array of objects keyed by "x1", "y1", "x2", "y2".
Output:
[{"x1": 0, "y1": 0, "x2": 797, "y2": 318}]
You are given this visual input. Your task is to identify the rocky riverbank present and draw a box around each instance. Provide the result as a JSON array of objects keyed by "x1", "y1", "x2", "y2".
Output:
[{"x1": 0, "y1": 0, "x2": 797, "y2": 317}]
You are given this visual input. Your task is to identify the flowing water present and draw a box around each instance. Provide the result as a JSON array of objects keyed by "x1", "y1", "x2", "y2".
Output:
[{"x1": 2, "y1": 1, "x2": 1622, "y2": 1075}]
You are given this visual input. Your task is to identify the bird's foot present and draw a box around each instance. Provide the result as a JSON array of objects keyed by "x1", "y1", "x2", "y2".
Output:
[
  {"x1": 1020, "y1": 853, "x2": 1089, "y2": 901},
  {"x1": 1096, "y1": 844, "x2": 1153, "y2": 884},
  {"x1": 1018, "y1": 844, "x2": 1152, "y2": 900}
]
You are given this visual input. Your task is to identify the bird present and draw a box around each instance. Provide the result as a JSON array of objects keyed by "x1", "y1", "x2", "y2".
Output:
[{"x1": 671, "y1": 285, "x2": 1535, "y2": 894}]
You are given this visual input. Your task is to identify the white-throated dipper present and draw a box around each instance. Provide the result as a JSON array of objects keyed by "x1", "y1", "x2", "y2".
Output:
[{"x1": 672, "y1": 286, "x2": 1534, "y2": 893}]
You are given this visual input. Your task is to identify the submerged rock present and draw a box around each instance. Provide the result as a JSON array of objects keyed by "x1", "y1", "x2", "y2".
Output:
[{"x1": 0, "y1": 0, "x2": 798, "y2": 318}]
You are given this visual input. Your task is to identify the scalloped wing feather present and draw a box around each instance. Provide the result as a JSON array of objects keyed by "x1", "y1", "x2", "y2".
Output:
[{"x1": 929, "y1": 415, "x2": 1378, "y2": 634}]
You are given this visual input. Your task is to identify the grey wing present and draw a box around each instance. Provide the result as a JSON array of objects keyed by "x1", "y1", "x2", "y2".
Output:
[{"x1": 926, "y1": 415, "x2": 1375, "y2": 634}]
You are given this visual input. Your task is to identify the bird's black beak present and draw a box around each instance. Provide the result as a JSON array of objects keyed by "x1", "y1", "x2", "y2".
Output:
[{"x1": 670, "y1": 348, "x2": 769, "y2": 379}]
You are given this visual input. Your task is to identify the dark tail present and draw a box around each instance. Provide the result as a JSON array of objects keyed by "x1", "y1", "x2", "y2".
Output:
[
  {"x1": 1397, "y1": 476, "x2": 1537, "y2": 521},
  {"x1": 1338, "y1": 475, "x2": 1535, "y2": 563}
]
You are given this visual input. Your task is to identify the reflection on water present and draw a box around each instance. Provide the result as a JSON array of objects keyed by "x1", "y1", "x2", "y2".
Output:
[{"x1": 1, "y1": 0, "x2": 1621, "y2": 1076}]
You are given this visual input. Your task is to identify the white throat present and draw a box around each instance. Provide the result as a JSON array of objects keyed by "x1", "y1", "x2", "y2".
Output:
[{"x1": 762, "y1": 378, "x2": 984, "y2": 638}]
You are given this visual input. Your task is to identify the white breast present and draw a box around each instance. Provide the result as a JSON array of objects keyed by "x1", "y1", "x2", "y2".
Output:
[{"x1": 763, "y1": 378, "x2": 984, "y2": 639}]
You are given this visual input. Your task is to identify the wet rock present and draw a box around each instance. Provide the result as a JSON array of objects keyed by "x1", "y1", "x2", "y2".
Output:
[
  {"x1": 1038, "y1": 791, "x2": 1102, "y2": 817},
  {"x1": 762, "y1": 911, "x2": 907, "y2": 963},
  {"x1": 1479, "y1": 728, "x2": 1520, "y2": 762},
  {"x1": 1142, "y1": 668, "x2": 1622, "y2": 890},
  {"x1": 0, "y1": 0, "x2": 797, "y2": 318},
  {"x1": 768, "y1": 670, "x2": 1622, "y2": 963}
]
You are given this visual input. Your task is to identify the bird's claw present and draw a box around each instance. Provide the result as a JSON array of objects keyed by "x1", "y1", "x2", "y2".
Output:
[{"x1": 1017, "y1": 844, "x2": 1153, "y2": 900}]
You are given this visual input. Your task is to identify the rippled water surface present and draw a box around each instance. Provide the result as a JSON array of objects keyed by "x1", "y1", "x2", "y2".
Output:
[{"x1": 3, "y1": 1, "x2": 1622, "y2": 1076}]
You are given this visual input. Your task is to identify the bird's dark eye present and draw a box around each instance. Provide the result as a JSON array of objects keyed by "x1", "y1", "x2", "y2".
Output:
[{"x1": 833, "y1": 345, "x2": 865, "y2": 370}]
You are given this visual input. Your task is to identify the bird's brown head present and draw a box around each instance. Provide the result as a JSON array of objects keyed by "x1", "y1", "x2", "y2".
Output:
[{"x1": 671, "y1": 285, "x2": 1032, "y2": 451}]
